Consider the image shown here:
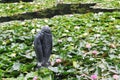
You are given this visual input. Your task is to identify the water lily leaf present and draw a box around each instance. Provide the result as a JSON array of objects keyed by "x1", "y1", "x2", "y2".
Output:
[
  {"x1": 109, "y1": 54, "x2": 116, "y2": 59},
  {"x1": 48, "y1": 67, "x2": 59, "y2": 73},
  {"x1": 12, "y1": 62, "x2": 21, "y2": 71},
  {"x1": 25, "y1": 72, "x2": 38, "y2": 80},
  {"x1": 98, "y1": 63, "x2": 106, "y2": 70},
  {"x1": 67, "y1": 37, "x2": 73, "y2": 42},
  {"x1": 73, "y1": 61, "x2": 79, "y2": 68}
]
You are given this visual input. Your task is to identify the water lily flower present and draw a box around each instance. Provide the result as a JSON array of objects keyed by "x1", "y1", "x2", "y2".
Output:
[
  {"x1": 92, "y1": 50, "x2": 98, "y2": 55},
  {"x1": 90, "y1": 74, "x2": 97, "y2": 80},
  {"x1": 113, "y1": 74, "x2": 119, "y2": 80},
  {"x1": 56, "y1": 58, "x2": 62, "y2": 63},
  {"x1": 86, "y1": 44, "x2": 91, "y2": 49},
  {"x1": 33, "y1": 76, "x2": 38, "y2": 80}
]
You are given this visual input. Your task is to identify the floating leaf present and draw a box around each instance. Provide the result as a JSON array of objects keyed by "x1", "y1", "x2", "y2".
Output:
[
  {"x1": 12, "y1": 62, "x2": 21, "y2": 71},
  {"x1": 73, "y1": 61, "x2": 79, "y2": 68},
  {"x1": 48, "y1": 67, "x2": 59, "y2": 73}
]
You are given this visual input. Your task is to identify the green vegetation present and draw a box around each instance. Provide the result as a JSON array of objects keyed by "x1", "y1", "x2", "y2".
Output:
[
  {"x1": 0, "y1": 12, "x2": 120, "y2": 79},
  {"x1": 0, "y1": 0, "x2": 120, "y2": 17},
  {"x1": 0, "y1": 0, "x2": 120, "y2": 80}
]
